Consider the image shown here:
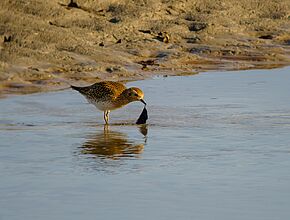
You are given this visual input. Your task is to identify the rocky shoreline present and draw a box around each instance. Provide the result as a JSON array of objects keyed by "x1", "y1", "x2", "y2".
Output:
[{"x1": 0, "y1": 0, "x2": 289, "y2": 96}]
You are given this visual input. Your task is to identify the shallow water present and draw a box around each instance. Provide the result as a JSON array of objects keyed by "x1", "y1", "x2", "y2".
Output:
[{"x1": 1, "y1": 67, "x2": 290, "y2": 220}]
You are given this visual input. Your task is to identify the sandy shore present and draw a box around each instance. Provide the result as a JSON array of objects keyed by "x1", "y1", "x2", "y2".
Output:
[{"x1": 0, "y1": 0, "x2": 289, "y2": 96}]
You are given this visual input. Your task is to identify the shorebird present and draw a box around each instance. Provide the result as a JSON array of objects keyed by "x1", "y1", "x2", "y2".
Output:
[{"x1": 71, "y1": 81, "x2": 146, "y2": 124}]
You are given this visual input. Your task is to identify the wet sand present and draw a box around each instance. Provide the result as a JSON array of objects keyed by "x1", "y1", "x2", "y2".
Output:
[
  {"x1": 1, "y1": 67, "x2": 290, "y2": 219},
  {"x1": 1, "y1": 0, "x2": 290, "y2": 96}
]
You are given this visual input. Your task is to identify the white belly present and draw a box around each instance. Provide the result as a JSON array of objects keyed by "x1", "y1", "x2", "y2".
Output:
[{"x1": 88, "y1": 99, "x2": 116, "y2": 111}]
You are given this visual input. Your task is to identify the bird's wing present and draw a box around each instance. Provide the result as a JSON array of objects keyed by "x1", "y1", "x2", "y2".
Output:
[{"x1": 83, "y1": 81, "x2": 126, "y2": 101}]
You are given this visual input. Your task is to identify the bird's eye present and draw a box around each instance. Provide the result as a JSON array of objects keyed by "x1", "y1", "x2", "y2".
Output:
[{"x1": 134, "y1": 94, "x2": 138, "y2": 97}]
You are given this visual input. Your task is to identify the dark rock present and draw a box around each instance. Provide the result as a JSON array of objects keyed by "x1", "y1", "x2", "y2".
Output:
[
  {"x1": 154, "y1": 32, "x2": 170, "y2": 43},
  {"x1": 4, "y1": 35, "x2": 12, "y2": 43},
  {"x1": 67, "y1": 0, "x2": 79, "y2": 8},
  {"x1": 138, "y1": 30, "x2": 152, "y2": 34},
  {"x1": 138, "y1": 60, "x2": 156, "y2": 66},
  {"x1": 106, "y1": 67, "x2": 114, "y2": 73},
  {"x1": 185, "y1": 36, "x2": 200, "y2": 43},
  {"x1": 109, "y1": 17, "x2": 121, "y2": 23},
  {"x1": 188, "y1": 22, "x2": 207, "y2": 32},
  {"x1": 138, "y1": 59, "x2": 157, "y2": 70},
  {"x1": 156, "y1": 52, "x2": 168, "y2": 58},
  {"x1": 190, "y1": 46, "x2": 211, "y2": 54},
  {"x1": 259, "y1": 35, "x2": 274, "y2": 39}
]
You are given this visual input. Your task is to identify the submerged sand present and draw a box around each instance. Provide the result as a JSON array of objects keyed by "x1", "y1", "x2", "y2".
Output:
[{"x1": 0, "y1": 0, "x2": 289, "y2": 96}]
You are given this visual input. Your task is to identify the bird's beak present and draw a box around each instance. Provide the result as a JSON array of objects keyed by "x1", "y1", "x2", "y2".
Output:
[{"x1": 140, "y1": 99, "x2": 146, "y2": 105}]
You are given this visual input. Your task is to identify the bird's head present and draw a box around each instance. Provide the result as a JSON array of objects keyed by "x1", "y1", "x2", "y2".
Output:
[{"x1": 123, "y1": 87, "x2": 146, "y2": 105}]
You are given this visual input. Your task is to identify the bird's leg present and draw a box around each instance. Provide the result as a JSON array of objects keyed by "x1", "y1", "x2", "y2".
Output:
[
  {"x1": 103, "y1": 111, "x2": 108, "y2": 124},
  {"x1": 106, "y1": 110, "x2": 110, "y2": 124},
  {"x1": 104, "y1": 110, "x2": 110, "y2": 124}
]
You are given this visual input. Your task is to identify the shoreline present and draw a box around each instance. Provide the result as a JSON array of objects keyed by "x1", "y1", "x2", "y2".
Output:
[{"x1": 1, "y1": 63, "x2": 289, "y2": 99}]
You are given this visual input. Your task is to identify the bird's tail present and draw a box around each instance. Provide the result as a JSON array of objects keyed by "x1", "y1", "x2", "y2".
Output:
[
  {"x1": 71, "y1": 85, "x2": 80, "y2": 91},
  {"x1": 71, "y1": 85, "x2": 88, "y2": 94}
]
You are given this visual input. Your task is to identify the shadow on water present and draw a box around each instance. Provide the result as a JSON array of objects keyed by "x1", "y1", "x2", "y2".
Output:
[{"x1": 78, "y1": 125, "x2": 148, "y2": 160}]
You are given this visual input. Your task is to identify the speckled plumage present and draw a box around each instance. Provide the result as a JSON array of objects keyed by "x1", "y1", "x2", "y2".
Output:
[
  {"x1": 72, "y1": 81, "x2": 126, "y2": 107},
  {"x1": 71, "y1": 81, "x2": 146, "y2": 124}
]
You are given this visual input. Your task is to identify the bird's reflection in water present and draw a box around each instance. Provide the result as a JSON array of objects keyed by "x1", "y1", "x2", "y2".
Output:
[{"x1": 80, "y1": 125, "x2": 148, "y2": 160}]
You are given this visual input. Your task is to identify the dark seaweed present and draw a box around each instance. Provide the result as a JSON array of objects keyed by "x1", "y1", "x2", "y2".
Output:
[{"x1": 136, "y1": 106, "x2": 148, "y2": 124}]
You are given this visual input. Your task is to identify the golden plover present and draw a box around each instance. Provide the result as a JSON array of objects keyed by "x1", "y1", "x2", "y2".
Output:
[{"x1": 71, "y1": 81, "x2": 146, "y2": 124}]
